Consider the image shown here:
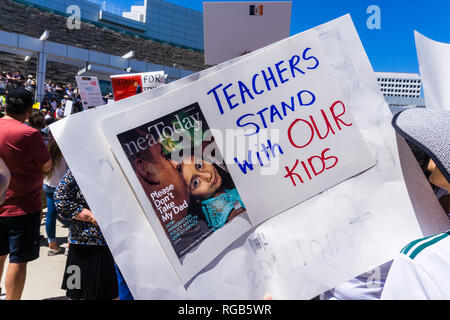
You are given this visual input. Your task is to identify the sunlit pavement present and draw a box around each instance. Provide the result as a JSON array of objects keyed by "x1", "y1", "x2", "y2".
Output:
[{"x1": 0, "y1": 209, "x2": 69, "y2": 300}]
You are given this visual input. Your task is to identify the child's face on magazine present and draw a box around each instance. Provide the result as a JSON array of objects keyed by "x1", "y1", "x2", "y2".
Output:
[{"x1": 178, "y1": 157, "x2": 222, "y2": 199}]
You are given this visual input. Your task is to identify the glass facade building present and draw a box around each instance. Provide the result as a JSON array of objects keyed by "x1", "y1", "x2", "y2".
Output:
[{"x1": 12, "y1": 0, "x2": 204, "y2": 51}]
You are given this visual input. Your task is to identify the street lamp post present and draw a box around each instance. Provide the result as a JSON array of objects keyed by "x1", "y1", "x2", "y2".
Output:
[{"x1": 35, "y1": 30, "x2": 49, "y2": 103}]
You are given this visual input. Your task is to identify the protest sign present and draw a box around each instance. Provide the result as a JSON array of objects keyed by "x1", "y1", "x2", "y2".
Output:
[
  {"x1": 110, "y1": 71, "x2": 166, "y2": 101},
  {"x1": 75, "y1": 76, "x2": 105, "y2": 110},
  {"x1": 50, "y1": 15, "x2": 423, "y2": 299},
  {"x1": 102, "y1": 21, "x2": 375, "y2": 284},
  {"x1": 32, "y1": 102, "x2": 40, "y2": 110},
  {"x1": 64, "y1": 100, "x2": 73, "y2": 117},
  {"x1": 203, "y1": 1, "x2": 291, "y2": 65},
  {"x1": 415, "y1": 31, "x2": 450, "y2": 111}
]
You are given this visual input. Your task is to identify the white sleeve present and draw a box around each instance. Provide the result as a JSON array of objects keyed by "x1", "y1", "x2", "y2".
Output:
[{"x1": 381, "y1": 254, "x2": 442, "y2": 300}]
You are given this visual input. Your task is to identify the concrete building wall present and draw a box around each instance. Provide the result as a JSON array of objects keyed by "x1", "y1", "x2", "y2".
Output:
[
  {"x1": 0, "y1": 52, "x2": 80, "y2": 86},
  {"x1": 0, "y1": 0, "x2": 208, "y2": 83}
]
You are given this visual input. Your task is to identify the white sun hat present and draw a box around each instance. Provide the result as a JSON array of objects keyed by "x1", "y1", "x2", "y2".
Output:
[{"x1": 392, "y1": 108, "x2": 450, "y2": 182}]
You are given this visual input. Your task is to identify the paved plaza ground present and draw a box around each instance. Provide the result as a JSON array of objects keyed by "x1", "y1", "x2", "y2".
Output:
[{"x1": 0, "y1": 209, "x2": 69, "y2": 300}]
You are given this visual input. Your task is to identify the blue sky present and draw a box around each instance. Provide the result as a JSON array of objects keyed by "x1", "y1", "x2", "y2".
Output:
[{"x1": 117, "y1": 0, "x2": 450, "y2": 74}]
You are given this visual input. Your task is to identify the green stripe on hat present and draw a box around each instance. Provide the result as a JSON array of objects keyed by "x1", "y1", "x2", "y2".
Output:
[{"x1": 409, "y1": 232, "x2": 450, "y2": 260}]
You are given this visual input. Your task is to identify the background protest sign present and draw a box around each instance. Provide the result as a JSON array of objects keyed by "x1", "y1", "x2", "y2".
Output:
[
  {"x1": 75, "y1": 76, "x2": 105, "y2": 110},
  {"x1": 64, "y1": 100, "x2": 73, "y2": 117},
  {"x1": 110, "y1": 71, "x2": 166, "y2": 101},
  {"x1": 50, "y1": 15, "x2": 422, "y2": 299},
  {"x1": 203, "y1": 1, "x2": 291, "y2": 65},
  {"x1": 415, "y1": 31, "x2": 450, "y2": 111},
  {"x1": 101, "y1": 27, "x2": 375, "y2": 284}
]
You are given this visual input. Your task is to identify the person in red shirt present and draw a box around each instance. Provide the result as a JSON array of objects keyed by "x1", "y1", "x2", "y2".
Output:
[{"x1": 0, "y1": 88, "x2": 52, "y2": 300}]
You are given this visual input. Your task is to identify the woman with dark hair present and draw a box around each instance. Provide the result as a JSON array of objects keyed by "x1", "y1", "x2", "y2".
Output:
[
  {"x1": 54, "y1": 170, "x2": 118, "y2": 300},
  {"x1": 43, "y1": 138, "x2": 68, "y2": 255},
  {"x1": 27, "y1": 110, "x2": 45, "y2": 131}
]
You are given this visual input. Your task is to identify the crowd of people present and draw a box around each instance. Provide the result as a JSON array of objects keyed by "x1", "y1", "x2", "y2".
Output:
[
  {"x1": 0, "y1": 84, "x2": 132, "y2": 300},
  {"x1": 0, "y1": 71, "x2": 27, "y2": 93},
  {"x1": 0, "y1": 70, "x2": 88, "y2": 121},
  {"x1": 40, "y1": 81, "x2": 85, "y2": 116}
]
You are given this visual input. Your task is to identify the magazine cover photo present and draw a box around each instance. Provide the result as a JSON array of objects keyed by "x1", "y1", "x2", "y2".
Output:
[{"x1": 117, "y1": 102, "x2": 247, "y2": 262}]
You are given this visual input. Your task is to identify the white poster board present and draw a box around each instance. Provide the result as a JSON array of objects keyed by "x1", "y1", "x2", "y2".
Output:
[
  {"x1": 64, "y1": 100, "x2": 73, "y2": 117},
  {"x1": 50, "y1": 15, "x2": 422, "y2": 299},
  {"x1": 102, "y1": 30, "x2": 375, "y2": 284},
  {"x1": 75, "y1": 76, "x2": 105, "y2": 110},
  {"x1": 415, "y1": 31, "x2": 450, "y2": 111},
  {"x1": 203, "y1": 1, "x2": 292, "y2": 65}
]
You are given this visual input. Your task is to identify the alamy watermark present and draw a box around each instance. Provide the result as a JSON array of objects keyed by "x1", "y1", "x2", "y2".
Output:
[
  {"x1": 366, "y1": 5, "x2": 381, "y2": 30},
  {"x1": 65, "y1": 264, "x2": 81, "y2": 290},
  {"x1": 67, "y1": 5, "x2": 81, "y2": 30}
]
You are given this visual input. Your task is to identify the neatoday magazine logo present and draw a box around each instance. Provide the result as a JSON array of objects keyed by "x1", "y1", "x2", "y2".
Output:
[{"x1": 117, "y1": 103, "x2": 247, "y2": 261}]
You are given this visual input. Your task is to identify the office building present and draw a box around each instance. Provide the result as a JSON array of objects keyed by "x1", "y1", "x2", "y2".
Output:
[
  {"x1": 375, "y1": 72, "x2": 425, "y2": 114},
  {"x1": 375, "y1": 72, "x2": 422, "y2": 98},
  {"x1": 0, "y1": 0, "x2": 207, "y2": 97}
]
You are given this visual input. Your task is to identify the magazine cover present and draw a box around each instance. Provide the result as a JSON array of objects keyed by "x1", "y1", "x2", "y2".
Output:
[
  {"x1": 117, "y1": 103, "x2": 247, "y2": 261},
  {"x1": 111, "y1": 74, "x2": 143, "y2": 101},
  {"x1": 111, "y1": 71, "x2": 165, "y2": 101}
]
